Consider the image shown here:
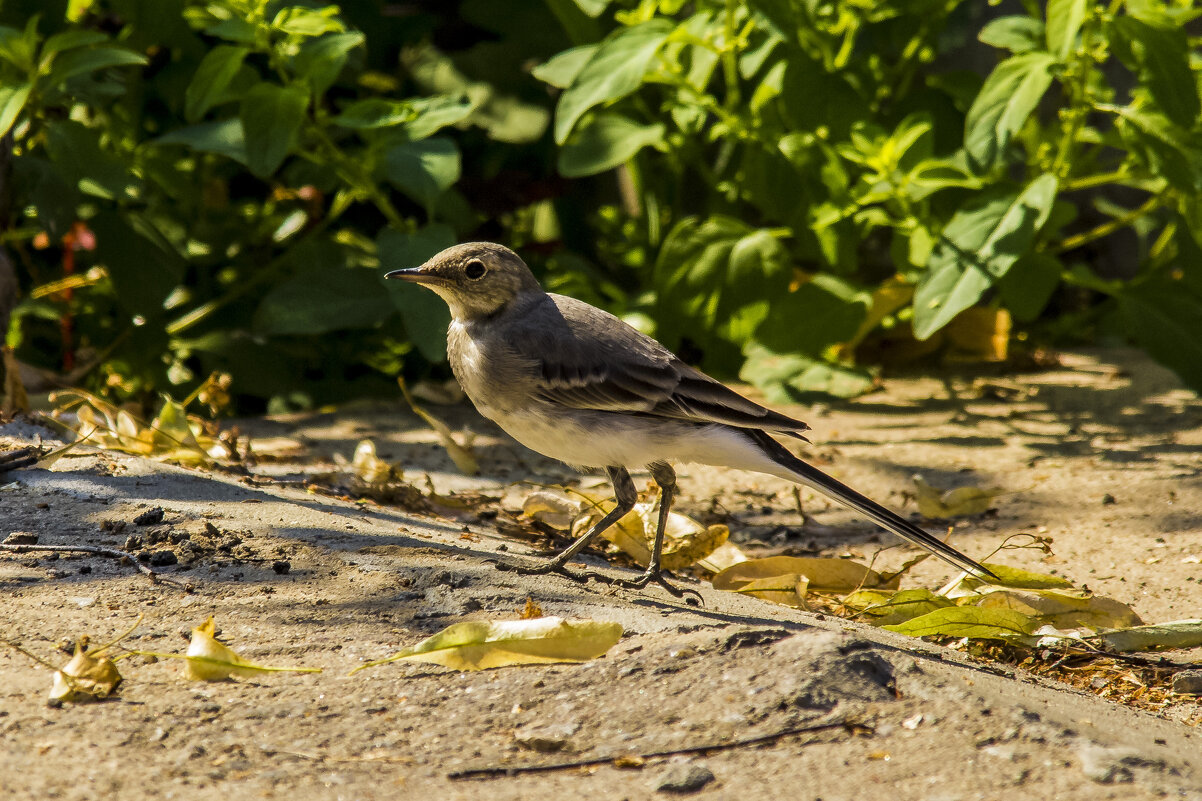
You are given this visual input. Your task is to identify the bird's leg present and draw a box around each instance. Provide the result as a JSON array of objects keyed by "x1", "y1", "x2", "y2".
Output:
[
  {"x1": 502, "y1": 466, "x2": 636, "y2": 583},
  {"x1": 614, "y1": 462, "x2": 702, "y2": 603}
]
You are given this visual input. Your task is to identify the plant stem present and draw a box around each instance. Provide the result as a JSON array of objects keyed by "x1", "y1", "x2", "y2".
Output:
[
  {"x1": 1052, "y1": 194, "x2": 1162, "y2": 254},
  {"x1": 721, "y1": 0, "x2": 741, "y2": 111}
]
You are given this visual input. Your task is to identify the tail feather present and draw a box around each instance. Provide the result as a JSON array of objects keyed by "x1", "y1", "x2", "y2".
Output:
[{"x1": 745, "y1": 430, "x2": 996, "y2": 580}]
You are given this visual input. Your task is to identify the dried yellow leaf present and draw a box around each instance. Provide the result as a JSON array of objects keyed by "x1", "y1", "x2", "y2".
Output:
[
  {"x1": 912, "y1": 475, "x2": 1004, "y2": 518},
  {"x1": 48, "y1": 645, "x2": 122, "y2": 705},
  {"x1": 351, "y1": 617, "x2": 623, "y2": 673},
  {"x1": 184, "y1": 617, "x2": 321, "y2": 681}
]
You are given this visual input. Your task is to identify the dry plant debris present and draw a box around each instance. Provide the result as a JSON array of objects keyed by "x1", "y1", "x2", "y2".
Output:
[{"x1": 351, "y1": 617, "x2": 624, "y2": 673}]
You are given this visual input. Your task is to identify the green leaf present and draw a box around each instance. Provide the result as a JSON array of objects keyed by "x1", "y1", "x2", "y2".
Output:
[
  {"x1": 554, "y1": 19, "x2": 673, "y2": 144},
  {"x1": 239, "y1": 83, "x2": 308, "y2": 177},
  {"x1": 44, "y1": 119, "x2": 135, "y2": 200},
  {"x1": 184, "y1": 45, "x2": 248, "y2": 123},
  {"x1": 404, "y1": 95, "x2": 474, "y2": 140},
  {"x1": 0, "y1": 81, "x2": 30, "y2": 138},
  {"x1": 383, "y1": 138, "x2": 461, "y2": 210},
  {"x1": 254, "y1": 240, "x2": 396, "y2": 336},
  {"x1": 377, "y1": 224, "x2": 457, "y2": 361},
  {"x1": 39, "y1": 30, "x2": 107, "y2": 64},
  {"x1": 532, "y1": 44, "x2": 598, "y2": 89},
  {"x1": 1110, "y1": 105, "x2": 1202, "y2": 192},
  {"x1": 557, "y1": 113, "x2": 664, "y2": 178},
  {"x1": 45, "y1": 45, "x2": 147, "y2": 84},
  {"x1": 271, "y1": 7, "x2": 344, "y2": 37},
  {"x1": 979, "y1": 15, "x2": 1046, "y2": 53},
  {"x1": 1093, "y1": 619, "x2": 1202, "y2": 653},
  {"x1": 1110, "y1": 17, "x2": 1201, "y2": 129},
  {"x1": 964, "y1": 52, "x2": 1055, "y2": 169},
  {"x1": 779, "y1": 55, "x2": 866, "y2": 140},
  {"x1": 740, "y1": 342, "x2": 876, "y2": 401},
  {"x1": 754, "y1": 275, "x2": 868, "y2": 356},
  {"x1": 89, "y1": 210, "x2": 184, "y2": 317},
  {"x1": 969, "y1": 563, "x2": 1075, "y2": 591},
  {"x1": 292, "y1": 31, "x2": 364, "y2": 96},
  {"x1": 1045, "y1": 0, "x2": 1086, "y2": 59},
  {"x1": 913, "y1": 174, "x2": 1058, "y2": 339},
  {"x1": 333, "y1": 98, "x2": 413, "y2": 129},
  {"x1": 1115, "y1": 275, "x2": 1202, "y2": 394},
  {"x1": 883, "y1": 606, "x2": 1038, "y2": 641},
  {"x1": 998, "y1": 252, "x2": 1061, "y2": 322},
  {"x1": 154, "y1": 119, "x2": 247, "y2": 164}
]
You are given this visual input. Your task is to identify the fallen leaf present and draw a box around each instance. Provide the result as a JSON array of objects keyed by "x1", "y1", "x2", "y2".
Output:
[
  {"x1": 973, "y1": 589, "x2": 1143, "y2": 631},
  {"x1": 1091, "y1": 619, "x2": 1202, "y2": 653},
  {"x1": 944, "y1": 307, "x2": 1011, "y2": 363},
  {"x1": 722, "y1": 573, "x2": 810, "y2": 608},
  {"x1": 912, "y1": 475, "x2": 1004, "y2": 518},
  {"x1": 522, "y1": 490, "x2": 583, "y2": 530},
  {"x1": 48, "y1": 645, "x2": 122, "y2": 705},
  {"x1": 882, "y1": 606, "x2": 1038, "y2": 641},
  {"x1": 351, "y1": 617, "x2": 623, "y2": 673},
  {"x1": 184, "y1": 617, "x2": 322, "y2": 680},
  {"x1": 576, "y1": 493, "x2": 729, "y2": 570},
  {"x1": 844, "y1": 588, "x2": 955, "y2": 625},
  {"x1": 713, "y1": 556, "x2": 896, "y2": 598},
  {"x1": 695, "y1": 540, "x2": 749, "y2": 574},
  {"x1": 350, "y1": 439, "x2": 402, "y2": 485}
]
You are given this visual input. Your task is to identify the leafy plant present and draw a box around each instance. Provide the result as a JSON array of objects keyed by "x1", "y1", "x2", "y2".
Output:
[{"x1": 537, "y1": 0, "x2": 1202, "y2": 396}]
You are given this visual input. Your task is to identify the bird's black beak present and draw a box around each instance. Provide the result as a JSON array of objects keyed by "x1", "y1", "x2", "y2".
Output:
[{"x1": 385, "y1": 267, "x2": 443, "y2": 284}]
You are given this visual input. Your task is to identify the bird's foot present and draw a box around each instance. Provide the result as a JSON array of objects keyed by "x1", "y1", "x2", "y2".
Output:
[
  {"x1": 615, "y1": 569, "x2": 703, "y2": 605},
  {"x1": 0, "y1": 447, "x2": 37, "y2": 476}
]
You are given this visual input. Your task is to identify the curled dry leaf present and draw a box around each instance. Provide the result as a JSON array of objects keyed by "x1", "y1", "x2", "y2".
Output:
[
  {"x1": 351, "y1": 617, "x2": 623, "y2": 673},
  {"x1": 350, "y1": 439, "x2": 403, "y2": 485},
  {"x1": 573, "y1": 495, "x2": 728, "y2": 570},
  {"x1": 912, "y1": 474, "x2": 1005, "y2": 519},
  {"x1": 50, "y1": 390, "x2": 225, "y2": 466},
  {"x1": 713, "y1": 556, "x2": 898, "y2": 609},
  {"x1": 184, "y1": 617, "x2": 322, "y2": 681},
  {"x1": 49, "y1": 645, "x2": 123, "y2": 705}
]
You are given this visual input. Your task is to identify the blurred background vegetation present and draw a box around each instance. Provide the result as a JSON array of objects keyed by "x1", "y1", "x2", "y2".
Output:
[{"x1": 0, "y1": 0, "x2": 1199, "y2": 417}]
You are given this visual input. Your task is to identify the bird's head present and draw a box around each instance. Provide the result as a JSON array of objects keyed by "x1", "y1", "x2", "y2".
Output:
[{"x1": 385, "y1": 242, "x2": 542, "y2": 320}]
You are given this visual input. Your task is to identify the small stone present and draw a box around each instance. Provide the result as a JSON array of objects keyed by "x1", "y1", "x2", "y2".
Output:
[
  {"x1": 1172, "y1": 670, "x2": 1202, "y2": 695},
  {"x1": 123, "y1": 534, "x2": 143, "y2": 551},
  {"x1": 1102, "y1": 493, "x2": 1116, "y2": 505},
  {"x1": 654, "y1": 762, "x2": 714, "y2": 794},
  {"x1": 134, "y1": 507, "x2": 165, "y2": 526},
  {"x1": 150, "y1": 550, "x2": 178, "y2": 567},
  {"x1": 3, "y1": 532, "x2": 37, "y2": 545},
  {"x1": 514, "y1": 720, "x2": 580, "y2": 753},
  {"x1": 272, "y1": 560, "x2": 291, "y2": 575}
]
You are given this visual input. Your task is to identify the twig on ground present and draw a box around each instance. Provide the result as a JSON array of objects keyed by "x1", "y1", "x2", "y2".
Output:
[
  {"x1": 0, "y1": 446, "x2": 38, "y2": 474},
  {"x1": 447, "y1": 715, "x2": 864, "y2": 780},
  {"x1": 0, "y1": 543, "x2": 195, "y2": 592}
]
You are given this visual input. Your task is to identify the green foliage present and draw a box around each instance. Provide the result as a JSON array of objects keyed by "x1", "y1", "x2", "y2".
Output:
[{"x1": 2, "y1": 0, "x2": 1202, "y2": 413}]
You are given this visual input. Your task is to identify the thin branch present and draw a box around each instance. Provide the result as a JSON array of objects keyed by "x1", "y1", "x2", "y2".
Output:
[
  {"x1": 447, "y1": 716, "x2": 862, "y2": 780},
  {"x1": 0, "y1": 543, "x2": 194, "y2": 592}
]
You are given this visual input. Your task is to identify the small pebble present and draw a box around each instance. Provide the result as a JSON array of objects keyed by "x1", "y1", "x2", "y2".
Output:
[
  {"x1": 150, "y1": 550, "x2": 178, "y2": 567},
  {"x1": 654, "y1": 762, "x2": 714, "y2": 794},
  {"x1": 272, "y1": 560, "x2": 291, "y2": 575},
  {"x1": 1172, "y1": 670, "x2": 1202, "y2": 695},
  {"x1": 3, "y1": 532, "x2": 38, "y2": 545},
  {"x1": 134, "y1": 507, "x2": 165, "y2": 526}
]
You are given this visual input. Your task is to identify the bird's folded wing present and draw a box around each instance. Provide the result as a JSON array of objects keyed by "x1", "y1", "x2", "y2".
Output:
[{"x1": 533, "y1": 346, "x2": 810, "y2": 438}]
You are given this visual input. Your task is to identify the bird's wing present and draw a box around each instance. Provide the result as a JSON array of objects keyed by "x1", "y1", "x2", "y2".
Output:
[{"x1": 524, "y1": 295, "x2": 810, "y2": 438}]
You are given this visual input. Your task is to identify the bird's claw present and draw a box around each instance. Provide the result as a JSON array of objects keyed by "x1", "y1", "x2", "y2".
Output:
[
  {"x1": 492, "y1": 558, "x2": 598, "y2": 586},
  {"x1": 616, "y1": 570, "x2": 704, "y2": 605}
]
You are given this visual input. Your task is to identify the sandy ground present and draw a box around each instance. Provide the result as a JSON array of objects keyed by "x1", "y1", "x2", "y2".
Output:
[{"x1": 1, "y1": 346, "x2": 1200, "y2": 800}]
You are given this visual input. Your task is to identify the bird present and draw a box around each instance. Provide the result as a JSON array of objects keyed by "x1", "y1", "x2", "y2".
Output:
[{"x1": 386, "y1": 242, "x2": 994, "y2": 598}]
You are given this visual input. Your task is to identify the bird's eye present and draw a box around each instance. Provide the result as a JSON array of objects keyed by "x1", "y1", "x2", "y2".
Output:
[{"x1": 464, "y1": 259, "x2": 486, "y2": 280}]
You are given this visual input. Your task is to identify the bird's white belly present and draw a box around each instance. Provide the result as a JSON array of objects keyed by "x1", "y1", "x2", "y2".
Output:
[{"x1": 489, "y1": 407, "x2": 784, "y2": 475}]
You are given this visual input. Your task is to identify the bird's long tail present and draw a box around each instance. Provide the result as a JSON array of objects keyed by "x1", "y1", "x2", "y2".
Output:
[{"x1": 745, "y1": 429, "x2": 996, "y2": 579}]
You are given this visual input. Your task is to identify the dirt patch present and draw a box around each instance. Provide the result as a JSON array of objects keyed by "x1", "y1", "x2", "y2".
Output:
[{"x1": 1, "y1": 347, "x2": 1200, "y2": 799}]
